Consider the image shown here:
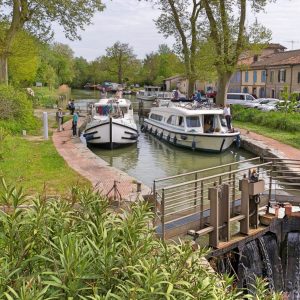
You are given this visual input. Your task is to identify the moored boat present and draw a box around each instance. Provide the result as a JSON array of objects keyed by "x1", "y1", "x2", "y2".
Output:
[
  {"x1": 84, "y1": 98, "x2": 138, "y2": 149},
  {"x1": 141, "y1": 102, "x2": 240, "y2": 153},
  {"x1": 136, "y1": 86, "x2": 161, "y2": 101}
]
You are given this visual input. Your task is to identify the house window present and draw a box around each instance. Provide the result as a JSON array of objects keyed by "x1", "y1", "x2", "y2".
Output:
[
  {"x1": 245, "y1": 71, "x2": 249, "y2": 83},
  {"x1": 278, "y1": 69, "x2": 286, "y2": 83},
  {"x1": 270, "y1": 71, "x2": 274, "y2": 83},
  {"x1": 254, "y1": 55, "x2": 258, "y2": 62},
  {"x1": 253, "y1": 71, "x2": 257, "y2": 83},
  {"x1": 261, "y1": 70, "x2": 266, "y2": 83},
  {"x1": 298, "y1": 72, "x2": 300, "y2": 84}
]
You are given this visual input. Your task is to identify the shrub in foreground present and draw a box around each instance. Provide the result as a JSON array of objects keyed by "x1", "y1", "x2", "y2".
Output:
[{"x1": 0, "y1": 179, "x2": 249, "y2": 299}]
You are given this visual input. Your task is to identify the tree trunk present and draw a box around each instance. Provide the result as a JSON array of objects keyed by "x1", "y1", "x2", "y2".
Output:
[
  {"x1": 216, "y1": 72, "x2": 232, "y2": 106},
  {"x1": 188, "y1": 76, "x2": 196, "y2": 98},
  {"x1": 0, "y1": 54, "x2": 8, "y2": 85}
]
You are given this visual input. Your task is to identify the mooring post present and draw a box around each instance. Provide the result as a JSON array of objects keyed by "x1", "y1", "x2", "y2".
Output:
[
  {"x1": 219, "y1": 184, "x2": 230, "y2": 242},
  {"x1": 208, "y1": 186, "x2": 219, "y2": 248},
  {"x1": 43, "y1": 112, "x2": 48, "y2": 140},
  {"x1": 240, "y1": 175, "x2": 250, "y2": 235}
]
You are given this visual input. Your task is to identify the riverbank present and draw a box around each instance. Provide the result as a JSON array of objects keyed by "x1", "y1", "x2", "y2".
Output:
[{"x1": 52, "y1": 117, "x2": 151, "y2": 202}]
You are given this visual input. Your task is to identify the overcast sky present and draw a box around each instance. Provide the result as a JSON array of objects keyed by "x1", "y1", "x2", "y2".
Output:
[{"x1": 54, "y1": 0, "x2": 300, "y2": 61}]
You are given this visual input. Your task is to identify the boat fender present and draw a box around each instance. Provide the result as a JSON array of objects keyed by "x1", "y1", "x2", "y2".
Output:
[
  {"x1": 167, "y1": 135, "x2": 170, "y2": 142},
  {"x1": 154, "y1": 129, "x2": 158, "y2": 136},
  {"x1": 235, "y1": 134, "x2": 241, "y2": 148},
  {"x1": 159, "y1": 131, "x2": 163, "y2": 140},
  {"x1": 149, "y1": 127, "x2": 152, "y2": 134},
  {"x1": 192, "y1": 140, "x2": 196, "y2": 151},
  {"x1": 173, "y1": 136, "x2": 177, "y2": 145}
]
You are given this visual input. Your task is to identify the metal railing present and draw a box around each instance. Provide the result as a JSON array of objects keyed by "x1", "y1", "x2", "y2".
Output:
[{"x1": 153, "y1": 158, "x2": 300, "y2": 240}]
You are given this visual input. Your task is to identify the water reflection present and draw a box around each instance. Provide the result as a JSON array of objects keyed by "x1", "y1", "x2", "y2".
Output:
[{"x1": 91, "y1": 122, "x2": 254, "y2": 187}]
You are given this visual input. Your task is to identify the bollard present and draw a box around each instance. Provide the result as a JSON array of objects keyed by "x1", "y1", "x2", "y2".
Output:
[
  {"x1": 43, "y1": 112, "x2": 48, "y2": 140},
  {"x1": 137, "y1": 181, "x2": 142, "y2": 193}
]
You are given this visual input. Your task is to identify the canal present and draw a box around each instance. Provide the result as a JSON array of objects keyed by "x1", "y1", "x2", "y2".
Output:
[{"x1": 72, "y1": 89, "x2": 255, "y2": 186}]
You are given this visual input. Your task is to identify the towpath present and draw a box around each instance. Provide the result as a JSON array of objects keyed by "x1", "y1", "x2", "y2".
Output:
[
  {"x1": 238, "y1": 128, "x2": 299, "y2": 160},
  {"x1": 52, "y1": 116, "x2": 151, "y2": 202}
]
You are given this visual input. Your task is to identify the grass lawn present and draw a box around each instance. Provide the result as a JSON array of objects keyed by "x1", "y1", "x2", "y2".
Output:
[
  {"x1": 234, "y1": 120, "x2": 300, "y2": 149},
  {"x1": 0, "y1": 135, "x2": 91, "y2": 196}
]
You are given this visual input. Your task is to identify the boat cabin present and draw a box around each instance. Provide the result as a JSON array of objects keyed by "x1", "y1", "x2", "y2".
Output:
[
  {"x1": 93, "y1": 98, "x2": 132, "y2": 117},
  {"x1": 149, "y1": 110, "x2": 228, "y2": 134}
]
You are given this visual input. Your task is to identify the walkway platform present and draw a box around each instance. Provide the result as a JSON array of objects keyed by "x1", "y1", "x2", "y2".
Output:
[{"x1": 52, "y1": 117, "x2": 151, "y2": 202}]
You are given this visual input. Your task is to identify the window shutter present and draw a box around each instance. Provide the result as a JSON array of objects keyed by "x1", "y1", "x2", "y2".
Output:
[
  {"x1": 283, "y1": 70, "x2": 286, "y2": 82},
  {"x1": 278, "y1": 71, "x2": 280, "y2": 82},
  {"x1": 298, "y1": 72, "x2": 300, "y2": 83}
]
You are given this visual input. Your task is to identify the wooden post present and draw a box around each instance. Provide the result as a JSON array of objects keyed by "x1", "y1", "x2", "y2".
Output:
[
  {"x1": 240, "y1": 177, "x2": 250, "y2": 235},
  {"x1": 200, "y1": 181, "x2": 204, "y2": 228},
  {"x1": 209, "y1": 186, "x2": 219, "y2": 248},
  {"x1": 219, "y1": 184, "x2": 230, "y2": 241},
  {"x1": 194, "y1": 173, "x2": 198, "y2": 206}
]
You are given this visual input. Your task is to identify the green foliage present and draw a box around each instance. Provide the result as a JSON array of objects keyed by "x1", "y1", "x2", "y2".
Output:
[
  {"x1": 8, "y1": 30, "x2": 39, "y2": 85},
  {"x1": 233, "y1": 105, "x2": 300, "y2": 132},
  {"x1": 0, "y1": 181, "x2": 250, "y2": 299},
  {"x1": 0, "y1": 85, "x2": 39, "y2": 133}
]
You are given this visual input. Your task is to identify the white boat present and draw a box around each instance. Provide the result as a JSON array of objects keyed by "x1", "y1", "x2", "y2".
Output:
[
  {"x1": 83, "y1": 98, "x2": 138, "y2": 149},
  {"x1": 141, "y1": 102, "x2": 240, "y2": 153},
  {"x1": 136, "y1": 86, "x2": 161, "y2": 101}
]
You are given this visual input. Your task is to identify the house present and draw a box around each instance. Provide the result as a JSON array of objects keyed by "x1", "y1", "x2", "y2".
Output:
[
  {"x1": 228, "y1": 43, "x2": 287, "y2": 97},
  {"x1": 163, "y1": 75, "x2": 217, "y2": 95}
]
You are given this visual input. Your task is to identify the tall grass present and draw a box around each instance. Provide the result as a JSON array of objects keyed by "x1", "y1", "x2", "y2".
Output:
[{"x1": 0, "y1": 179, "x2": 272, "y2": 299}]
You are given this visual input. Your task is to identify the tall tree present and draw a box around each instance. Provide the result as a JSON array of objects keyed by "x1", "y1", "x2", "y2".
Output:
[
  {"x1": 202, "y1": 0, "x2": 272, "y2": 105},
  {"x1": 0, "y1": 0, "x2": 105, "y2": 84},
  {"x1": 105, "y1": 42, "x2": 139, "y2": 84},
  {"x1": 152, "y1": 0, "x2": 203, "y2": 96}
]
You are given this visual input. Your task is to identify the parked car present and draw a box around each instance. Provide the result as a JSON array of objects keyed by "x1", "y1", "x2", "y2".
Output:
[
  {"x1": 244, "y1": 98, "x2": 280, "y2": 109},
  {"x1": 226, "y1": 93, "x2": 256, "y2": 105},
  {"x1": 257, "y1": 100, "x2": 284, "y2": 112}
]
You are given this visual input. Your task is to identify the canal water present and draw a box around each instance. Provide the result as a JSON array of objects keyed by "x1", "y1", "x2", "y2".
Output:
[{"x1": 72, "y1": 89, "x2": 254, "y2": 187}]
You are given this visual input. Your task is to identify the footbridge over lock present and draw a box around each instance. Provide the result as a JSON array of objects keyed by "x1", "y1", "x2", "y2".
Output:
[{"x1": 153, "y1": 157, "x2": 300, "y2": 249}]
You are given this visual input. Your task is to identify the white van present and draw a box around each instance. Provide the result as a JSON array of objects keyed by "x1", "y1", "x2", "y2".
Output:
[{"x1": 226, "y1": 93, "x2": 256, "y2": 105}]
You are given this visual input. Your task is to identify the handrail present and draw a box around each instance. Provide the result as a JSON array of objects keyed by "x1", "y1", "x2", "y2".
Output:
[
  {"x1": 162, "y1": 162, "x2": 272, "y2": 191},
  {"x1": 154, "y1": 157, "x2": 261, "y2": 183}
]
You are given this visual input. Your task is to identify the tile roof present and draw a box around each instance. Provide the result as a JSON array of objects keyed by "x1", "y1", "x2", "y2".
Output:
[{"x1": 250, "y1": 49, "x2": 300, "y2": 68}]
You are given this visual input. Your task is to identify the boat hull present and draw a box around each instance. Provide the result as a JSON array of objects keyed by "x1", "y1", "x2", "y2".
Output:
[
  {"x1": 84, "y1": 120, "x2": 138, "y2": 148},
  {"x1": 143, "y1": 121, "x2": 239, "y2": 153}
]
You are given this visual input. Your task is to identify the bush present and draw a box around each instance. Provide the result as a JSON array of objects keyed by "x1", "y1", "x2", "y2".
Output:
[
  {"x1": 0, "y1": 85, "x2": 39, "y2": 134},
  {"x1": 233, "y1": 105, "x2": 300, "y2": 132},
  {"x1": 0, "y1": 181, "x2": 249, "y2": 299}
]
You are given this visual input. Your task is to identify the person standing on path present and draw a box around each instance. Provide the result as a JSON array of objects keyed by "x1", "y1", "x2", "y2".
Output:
[
  {"x1": 72, "y1": 111, "x2": 78, "y2": 136},
  {"x1": 223, "y1": 104, "x2": 232, "y2": 131},
  {"x1": 56, "y1": 108, "x2": 64, "y2": 132}
]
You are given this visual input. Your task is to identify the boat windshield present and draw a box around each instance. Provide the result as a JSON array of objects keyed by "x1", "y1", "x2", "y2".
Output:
[
  {"x1": 186, "y1": 116, "x2": 201, "y2": 127},
  {"x1": 96, "y1": 105, "x2": 127, "y2": 116}
]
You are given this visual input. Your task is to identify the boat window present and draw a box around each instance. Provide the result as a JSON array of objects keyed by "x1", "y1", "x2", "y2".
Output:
[
  {"x1": 203, "y1": 115, "x2": 215, "y2": 133},
  {"x1": 186, "y1": 116, "x2": 200, "y2": 127},
  {"x1": 167, "y1": 115, "x2": 177, "y2": 125},
  {"x1": 178, "y1": 116, "x2": 185, "y2": 127},
  {"x1": 150, "y1": 113, "x2": 163, "y2": 121},
  {"x1": 219, "y1": 115, "x2": 227, "y2": 127},
  {"x1": 96, "y1": 105, "x2": 111, "y2": 115}
]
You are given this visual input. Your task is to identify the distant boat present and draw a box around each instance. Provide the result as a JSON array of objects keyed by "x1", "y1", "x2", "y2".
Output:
[
  {"x1": 141, "y1": 102, "x2": 240, "y2": 153},
  {"x1": 84, "y1": 98, "x2": 138, "y2": 149},
  {"x1": 136, "y1": 86, "x2": 161, "y2": 101}
]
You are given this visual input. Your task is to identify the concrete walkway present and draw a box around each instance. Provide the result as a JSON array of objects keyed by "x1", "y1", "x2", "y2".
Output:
[
  {"x1": 52, "y1": 117, "x2": 151, "y2": 202},
  {"x1": 239, "y1": 128, "x2": 299, "y2": 160}
]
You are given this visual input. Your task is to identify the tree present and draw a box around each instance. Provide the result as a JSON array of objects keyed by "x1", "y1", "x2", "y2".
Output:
[
  {"x1": 7, "y1": 30, "x2": 39, "y2": 85},
  {"x1": 72, "y1": 57, "x2": 90, "y2": 88},
  {"x1": 202, "y1": 0, "x2": 272, "y2": 105},
  {"x1": 152, "y1": 0, "x2": 203, "y2": 96},
  {"x1": 0, "y1": 0, "x2": 105, "y2": 84},
  {"x1": 105, "y1": 42, "x2": 139, "y2": 84}
]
